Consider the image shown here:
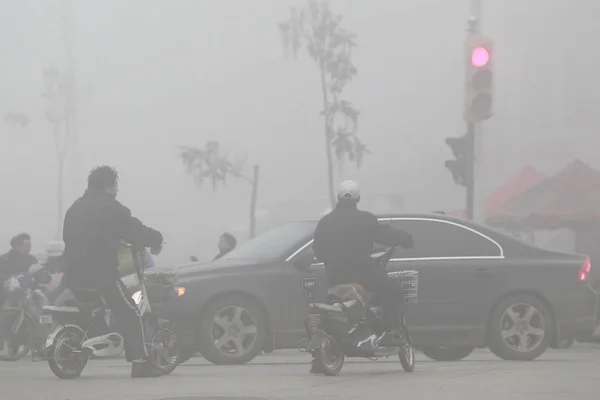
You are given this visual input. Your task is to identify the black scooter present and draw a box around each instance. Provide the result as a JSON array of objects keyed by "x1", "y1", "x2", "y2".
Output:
[{"x1": 300, "y1": 246, "x2": 418, "y2": 376}]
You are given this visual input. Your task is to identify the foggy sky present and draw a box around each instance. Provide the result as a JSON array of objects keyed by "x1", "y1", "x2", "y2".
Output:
[{"x1": 0, "y1": 0, "x2": 597, "y2": 262}]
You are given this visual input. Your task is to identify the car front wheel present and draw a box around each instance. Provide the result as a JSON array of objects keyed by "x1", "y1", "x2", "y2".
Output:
[
  {"x1": 197, "y1": 295, "x2": 266, "y2": 365},
  {"x1": 488, "y1": 294, "x2": 552, "y2": 361}
]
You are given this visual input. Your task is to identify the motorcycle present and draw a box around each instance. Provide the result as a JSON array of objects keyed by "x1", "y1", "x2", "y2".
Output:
[
  {"x1": 38, "y1": 244, "x2": 179, "y2": 379},
  {"x1": 300, "y1": 246, "x2": 418, "y2": 376},
  {"x1": 0, "y1": 264, "x2": 53, "y2": 361}
]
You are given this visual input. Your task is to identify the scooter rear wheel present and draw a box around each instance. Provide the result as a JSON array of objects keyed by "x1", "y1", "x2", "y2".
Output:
[{"x1": 314, "y1": 334, "x2": 345, "y2": 376}]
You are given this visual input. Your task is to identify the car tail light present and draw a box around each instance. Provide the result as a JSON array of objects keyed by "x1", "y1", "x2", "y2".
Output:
[
  {"x1": 579, "y1": 256, "x2": 591, "y2": 282},
  {"x1": 306, "y1": 314, "x2": 321, "y2": 333}
]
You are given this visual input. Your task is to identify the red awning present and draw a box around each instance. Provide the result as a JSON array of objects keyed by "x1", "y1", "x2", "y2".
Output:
[
  {"x1": 487, "y1": 160, "x2": 600, "y2": 229},
  {"x1": 450, "y1": 166, "x2": 543, "y2": 218}
]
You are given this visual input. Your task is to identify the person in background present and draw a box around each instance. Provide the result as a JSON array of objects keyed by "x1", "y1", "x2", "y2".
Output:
[
  {"x1": 213, "y1": 232, "x2": 237, "y2": 261},
  {"x1": 0, "y1": 233, "x2": 38, "y2": 287}
]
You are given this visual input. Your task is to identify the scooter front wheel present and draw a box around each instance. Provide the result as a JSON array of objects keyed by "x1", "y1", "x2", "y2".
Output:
[
  {"x1": 146, "y1": 326, "x2": 179, "y2": 375},
  {"x1": 48, "y1": 326, "x2": 88, "y2": 379}
]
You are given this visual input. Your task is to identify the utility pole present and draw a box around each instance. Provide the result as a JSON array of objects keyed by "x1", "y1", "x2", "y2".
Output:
[{"x1": 63, "y1": 0, "x2": 82, "y2": 200}]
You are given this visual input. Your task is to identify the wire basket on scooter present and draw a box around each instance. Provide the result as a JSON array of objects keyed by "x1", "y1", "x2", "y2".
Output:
[
  {"x1": 144, "y1": 267, "x2": 178, "y2": 306},
  {"x1": 387, "y1": 270, "x2": 418, "y2": 305}
]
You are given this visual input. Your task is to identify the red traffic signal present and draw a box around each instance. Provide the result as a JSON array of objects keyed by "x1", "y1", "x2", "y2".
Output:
[{"x1": 471, "y1": 47, "x2": 490, "y2": 67}]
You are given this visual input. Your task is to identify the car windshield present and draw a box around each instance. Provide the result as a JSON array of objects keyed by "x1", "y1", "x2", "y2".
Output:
[{"x1": 220, "y1": 221, "x2": 318, "y2": 262}]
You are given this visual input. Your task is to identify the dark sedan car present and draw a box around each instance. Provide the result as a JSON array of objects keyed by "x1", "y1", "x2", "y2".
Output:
[{"x1": 161, "y1": 214, "x2": 598, "y2": 365}]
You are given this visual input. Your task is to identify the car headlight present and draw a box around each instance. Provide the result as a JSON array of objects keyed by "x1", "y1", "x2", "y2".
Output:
[{"x1": 131, "y1": 290, "x2": 142, "y2": 305}]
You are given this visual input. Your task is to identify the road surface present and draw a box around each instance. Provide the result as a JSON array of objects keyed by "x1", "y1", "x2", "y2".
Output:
[{"x1": 1, "y1": 346, "x2": 599, "y2": 400}]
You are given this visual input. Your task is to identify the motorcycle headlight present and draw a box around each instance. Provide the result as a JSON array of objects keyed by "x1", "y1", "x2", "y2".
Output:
[{"x1": 131, "y1": 290, "x2": 142, "y2": 305}]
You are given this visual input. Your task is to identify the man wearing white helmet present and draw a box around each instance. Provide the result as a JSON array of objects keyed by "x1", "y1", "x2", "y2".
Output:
[{"x1": 313, "y1": 181, "x2": 413, "y2": 356}]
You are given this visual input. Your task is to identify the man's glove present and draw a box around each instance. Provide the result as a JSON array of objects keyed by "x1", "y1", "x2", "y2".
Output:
[{"x1": 150, "y1": 244, "x2": 163, "y2": 256}]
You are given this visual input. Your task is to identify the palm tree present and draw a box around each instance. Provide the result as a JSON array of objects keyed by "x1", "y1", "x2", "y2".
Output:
[
  {"x1": 179, "y1": 141, "x2": 260, "y2": 238},
  {"x1": 280, "y1": 0, "x2": 368, "y2": 207}
]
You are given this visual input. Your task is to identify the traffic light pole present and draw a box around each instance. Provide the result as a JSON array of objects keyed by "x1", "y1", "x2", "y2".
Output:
[
  {"x1": 465, "y1": 122, "x2": 475, "y2": 220},
  {"x1": 465, "y1": 0, "x2": 481, "y2": 221}
]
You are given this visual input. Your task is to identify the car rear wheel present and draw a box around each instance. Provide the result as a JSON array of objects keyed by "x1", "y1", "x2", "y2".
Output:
[
  {"x1": 197, "y1": 295, "x2": 266, "y2": 365},
  {"x1": 421, "y1": 346, "x2": 475, "y2": 361},
  {"x1": 488, "y1": 294, "x2": 552, "y2": 361}
]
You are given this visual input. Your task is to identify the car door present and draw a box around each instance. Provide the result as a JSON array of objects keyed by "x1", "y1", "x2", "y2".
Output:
[
  {"x1": 380, "y1": 217, "x2": 503, "y2": 340},
  {"x1": 275, "y1": 239, "x2": 328, "y2": 348}
]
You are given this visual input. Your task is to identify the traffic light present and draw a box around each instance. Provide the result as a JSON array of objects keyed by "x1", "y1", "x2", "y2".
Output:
[
  {"x1": 465, "y1": 35, "x2": 493, "y2": 122},
  {"x1": 444, "y1": 134, "x2": 471, "y2": 187}
]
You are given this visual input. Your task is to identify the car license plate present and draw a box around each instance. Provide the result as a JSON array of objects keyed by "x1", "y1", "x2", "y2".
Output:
[{"x1": 39, "y1": 314, "x2": 52, "y2": 324}]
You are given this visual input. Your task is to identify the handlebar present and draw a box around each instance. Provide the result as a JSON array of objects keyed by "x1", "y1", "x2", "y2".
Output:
[{"x1": 123, "y1": 241, "x2": 167, "y2": 250}]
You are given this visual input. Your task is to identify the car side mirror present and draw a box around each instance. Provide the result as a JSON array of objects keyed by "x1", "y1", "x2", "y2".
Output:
[{"x1": 190, "y1": 256, "x2": 199, "y2": 262}]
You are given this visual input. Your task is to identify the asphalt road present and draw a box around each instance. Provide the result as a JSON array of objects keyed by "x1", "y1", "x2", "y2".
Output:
[{"x1": 1, "y1": 346, "x2": 599, "y2": 400}]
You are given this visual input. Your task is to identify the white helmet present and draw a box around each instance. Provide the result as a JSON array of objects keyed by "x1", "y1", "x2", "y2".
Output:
[{"x1": 337, "y1": 180, "x2": 360, "y2": 201}]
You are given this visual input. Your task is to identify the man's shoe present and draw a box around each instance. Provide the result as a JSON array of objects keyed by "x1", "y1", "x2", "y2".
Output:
[
  {"x1": 131, "y1": 361, "x2": 162, "y2": 378},
  {"x1": 309, "y1": 359, "x2": 324, "y2": 374},
  {"x1": 377, "y1": 331, "x2": 404, "y2": 347}
]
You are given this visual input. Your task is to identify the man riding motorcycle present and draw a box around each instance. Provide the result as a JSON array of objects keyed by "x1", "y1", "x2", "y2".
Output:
[
  {"x1": 0, "y1": 233, "x2": 38, "y2": 308},
  {"x1": 312, "y1": 181, "x2": 413, "y2": 371},
  {"x1": 62, "y1": 165, "x2": 163, "y2": 378}
]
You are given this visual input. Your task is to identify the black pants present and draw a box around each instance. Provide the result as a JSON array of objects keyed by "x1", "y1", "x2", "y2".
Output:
[
  {"x1": 73, "y1": 280, "x2": 146, "y2": 362},
  {"x1": 363, "y1": 272, "x2": 404, "y2": 332}
]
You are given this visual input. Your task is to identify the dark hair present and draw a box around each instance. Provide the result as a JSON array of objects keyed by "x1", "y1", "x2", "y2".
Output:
[
  {"x1": 88, "y1": 165, "x2": 118, "y2": 190},
  {"x1": 221, "y1": 232, "x2": 237, "y2": 248},
  {"x1": 10, "y1": 233, "x2": 31, "y2": 248}
]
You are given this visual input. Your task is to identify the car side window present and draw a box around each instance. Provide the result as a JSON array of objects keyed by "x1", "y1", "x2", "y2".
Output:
[{"x1": 382, "y1": 219, "x2": 501, "y2": 259}]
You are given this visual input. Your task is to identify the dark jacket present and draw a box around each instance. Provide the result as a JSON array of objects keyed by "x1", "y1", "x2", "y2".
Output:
[
  {"x1": 313, "y1": 200, "x2": 413, "y2": 287},
  {"x1": 0, "y1": 249, "x2": 38, "y2": 282},
  {"x1": 63, "y1": 188, "x2": 163, "y2": 289}
]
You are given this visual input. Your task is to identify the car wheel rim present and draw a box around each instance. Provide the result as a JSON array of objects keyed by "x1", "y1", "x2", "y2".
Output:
[
  {"x1": 211, "y1": 306, "x2": 258, "y2": 357},
  {"x1": 500, "y1": 303, "x2": 546, "y2": 353}
]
